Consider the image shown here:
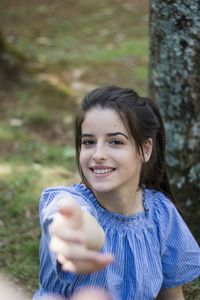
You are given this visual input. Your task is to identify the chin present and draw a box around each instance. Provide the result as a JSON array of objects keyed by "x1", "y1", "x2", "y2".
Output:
[{"x1": 89, "y1": 183, "x2": 115, "y2": 194}]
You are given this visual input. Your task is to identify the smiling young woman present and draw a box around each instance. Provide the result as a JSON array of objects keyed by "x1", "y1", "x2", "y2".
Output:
[
  {"x1": 79, "y1": 107, "x2": 150, "y2": 215},
  {"x1": 33, "y1": 86, "x2": 200, "y2": 300}
]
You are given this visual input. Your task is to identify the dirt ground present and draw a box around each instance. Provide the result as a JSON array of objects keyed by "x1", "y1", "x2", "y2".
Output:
[{"x1": 0, "y1": 274, "x2": 30, "y2": 300}]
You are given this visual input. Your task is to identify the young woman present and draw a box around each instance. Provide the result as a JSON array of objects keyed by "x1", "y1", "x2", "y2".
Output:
[{"x1": 33, "y1": 86, "x2": 200, "y2": 300}]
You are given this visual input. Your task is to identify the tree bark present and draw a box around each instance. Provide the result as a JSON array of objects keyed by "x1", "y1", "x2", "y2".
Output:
[{"x1": 149, "y1": 0, "x2": 200, "y2": 240}]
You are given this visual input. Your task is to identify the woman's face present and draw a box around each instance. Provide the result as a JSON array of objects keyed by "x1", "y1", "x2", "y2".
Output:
[{"x1": 79, "y1": 108, "x2": 143, "y2": 195}]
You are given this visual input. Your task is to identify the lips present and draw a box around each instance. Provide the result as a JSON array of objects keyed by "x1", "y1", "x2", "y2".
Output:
[{"x1": 89, "y1": 166, "x2": 116, "y2": 175}]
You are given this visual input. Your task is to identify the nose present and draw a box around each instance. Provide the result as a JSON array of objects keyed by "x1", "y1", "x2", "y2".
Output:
[{"x1": 92, "y1": 143, "x2": 107, "y2": 161}]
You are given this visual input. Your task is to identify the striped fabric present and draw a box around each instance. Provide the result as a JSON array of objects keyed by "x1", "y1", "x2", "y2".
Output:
[{"x1": 33, "y1": 184, "x2": 200, "y2": 300}]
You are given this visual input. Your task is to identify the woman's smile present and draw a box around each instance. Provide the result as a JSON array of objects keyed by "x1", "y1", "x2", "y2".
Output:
[
  {"x1": 79, "y1": 107, "x2": 142, "y2": 195},
  {"x1": 89, "y1": 166, "x2": 116, "y2": 176}
]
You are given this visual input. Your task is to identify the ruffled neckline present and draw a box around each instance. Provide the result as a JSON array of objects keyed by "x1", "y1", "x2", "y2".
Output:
[{"x1": 76, "y1": 184, "x2": 151, "y2": 228}]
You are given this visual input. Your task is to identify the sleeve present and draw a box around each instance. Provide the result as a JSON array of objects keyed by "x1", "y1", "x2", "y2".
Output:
[
  {"x1": 39, "y1": 185, "x2": 97, "y2": 227},
  {"x1": 38, "y1": 185, "x2": 98, "y2": 285},
  {"x1": 154, "y1": 192, "x2": 200, "y2": 288},
  {"x1": 38, "y1": 187, "x2": 78, "y2": 289}
]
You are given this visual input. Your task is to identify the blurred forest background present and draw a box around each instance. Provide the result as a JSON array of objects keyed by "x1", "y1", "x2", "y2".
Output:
[{"x1": 0, "y1": 0, "x2": 199, "y2": 299}]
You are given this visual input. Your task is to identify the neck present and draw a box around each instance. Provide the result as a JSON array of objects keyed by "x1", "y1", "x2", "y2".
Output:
[{"x1": 94, "y1": 187, "x2": 144, "y2": 216}]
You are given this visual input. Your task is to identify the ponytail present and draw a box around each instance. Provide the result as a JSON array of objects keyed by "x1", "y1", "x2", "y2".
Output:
[{"x1": 140, "y1": 97, "x2": 176, "y2": 204}]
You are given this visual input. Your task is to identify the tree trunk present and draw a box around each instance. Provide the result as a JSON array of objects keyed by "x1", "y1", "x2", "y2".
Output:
[{"x1": 148, "y1": 0, "x2": 200, "y2": 241}]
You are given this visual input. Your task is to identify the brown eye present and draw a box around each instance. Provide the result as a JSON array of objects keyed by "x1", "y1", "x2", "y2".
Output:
[
  {"x1": 110, "y1": 140, "x2": 124, "y2": 145},
  {"x1": 81, "y1": 140, "x2": 95, "y2": 145}
]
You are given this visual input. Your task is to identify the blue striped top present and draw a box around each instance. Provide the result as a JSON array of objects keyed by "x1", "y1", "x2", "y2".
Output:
[{"x1": 33, "y1": 184, "x2": 200, "y2": 300}]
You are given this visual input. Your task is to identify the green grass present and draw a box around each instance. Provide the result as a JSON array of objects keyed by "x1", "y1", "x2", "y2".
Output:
[
  {"x1": 0, "y1": 172, "x2": 40, "y2": 291},
  {"x1": 0, "y1": 161, "x2": 77, "y2": 292},
  {"x1": 83, "y1": 39, "x2": 148, "y2": 62}
]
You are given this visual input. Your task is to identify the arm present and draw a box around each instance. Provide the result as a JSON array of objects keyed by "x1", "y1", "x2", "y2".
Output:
[
  {"x1": 49, "y1": 196, "x2": 114, "y2": 273},
  {"x1": 156, "y1": 286, "x2": 185, "y2": 300}
]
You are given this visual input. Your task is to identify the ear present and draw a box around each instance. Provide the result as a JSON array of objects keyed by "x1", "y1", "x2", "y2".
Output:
[{"x1": 142, "y1": 138, "x2": 153, "y2": 163}]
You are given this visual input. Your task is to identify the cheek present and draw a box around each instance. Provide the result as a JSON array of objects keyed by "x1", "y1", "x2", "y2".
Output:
[
  {"x1": 125, "y1": 152, "x2": 142, "y2": 167},
  {"x1": 79, "y1": 150, "x2": 88, "y2": 167}
]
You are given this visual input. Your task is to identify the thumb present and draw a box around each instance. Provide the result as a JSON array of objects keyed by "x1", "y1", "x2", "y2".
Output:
[{"x1": 58, "y1": 198, "x2": 83, "y2": 229}]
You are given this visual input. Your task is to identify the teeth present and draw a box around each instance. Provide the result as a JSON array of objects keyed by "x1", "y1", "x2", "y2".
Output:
[{"x1": 93, "y1": 169, "x2": 113, "y2": 174}]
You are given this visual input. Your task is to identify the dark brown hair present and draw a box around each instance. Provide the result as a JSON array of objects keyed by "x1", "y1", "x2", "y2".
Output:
[{"x1": 74, "y1": 86, "x2": 175, "y2": 204}]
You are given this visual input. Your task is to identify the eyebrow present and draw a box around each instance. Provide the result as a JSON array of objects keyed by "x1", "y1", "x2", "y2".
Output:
[{"x1": 81, "y1": 132, "x2": 129, "y2": 139}]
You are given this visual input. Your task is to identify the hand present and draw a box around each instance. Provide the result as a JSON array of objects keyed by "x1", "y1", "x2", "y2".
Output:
[
  {"x1": 70, "y1": 287, "x2": 111, "y2": 300},
  {"x1": 38, "y1": 287, "x2": 111, "y2": 300},
  {"x1": 49, "y1": 197, "x2": 114, "y2": 274}
]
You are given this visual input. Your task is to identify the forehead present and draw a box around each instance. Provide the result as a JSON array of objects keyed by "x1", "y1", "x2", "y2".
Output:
[{"x1": 81, "y1": 108, "x2": 127, "y2": 132}]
